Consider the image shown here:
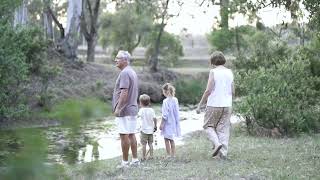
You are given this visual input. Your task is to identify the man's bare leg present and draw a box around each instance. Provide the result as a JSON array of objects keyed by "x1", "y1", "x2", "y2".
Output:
[
  {"x1": 128, "y1": 134, "x2": 138, "y2": 159},
  {"x1": 120, "y1": 134, "x2": 130, "y2": 161}
]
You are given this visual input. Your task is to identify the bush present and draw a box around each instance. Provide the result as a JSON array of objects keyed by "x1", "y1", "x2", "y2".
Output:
[
  {"x1": 237, "y1": 51, "x2": 320, "y2": 134},
  {"x1": 175, "y1": 74, "x2": 207, "y2": 105},
  {"x1": 0, "y1": 23, "x2": 47, "y2": 119},
  {"x1": 233, "y1": 31, "x2": 291, "y2": 71},
  {"x1": 0, "y1": 23, "x2": 29, "y2": 119}
]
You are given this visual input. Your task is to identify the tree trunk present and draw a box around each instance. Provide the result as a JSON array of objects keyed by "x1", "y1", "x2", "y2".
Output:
[
  {"x1": 235, "y1": 25, "x2": 241, "y2": 57},
  {"x1": 80, "y1": 0, "x2": 100, "y2": 62},
  {"x1": 43, "y1": 0, "x2": 53, "y2": 40},
  {"x1": 219, "y1": 0, "x2": 229, "y2": 29},
  {"x1": 86, "y1": 37, "x2": 96, "y2": 62},
  {"x1": 43, "y1": 10, "x2": 53, "y2": 40},
  {"x1": 149, "y1": 0, "x2": 169, "y2": 72},
  {"x1": 14, "y1": 0, "x2": 28, "y2": 27},
  {"x1": 150, "y1": 26, "x2": 164, "y2": 72},
  {"x1": 61, "y1": 0, "x2": 82, "y2": 60}
]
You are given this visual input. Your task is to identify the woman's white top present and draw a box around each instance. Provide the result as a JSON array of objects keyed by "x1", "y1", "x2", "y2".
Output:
[{"x1": 207, "y1": 66, "x2": 234, "y2": 107}]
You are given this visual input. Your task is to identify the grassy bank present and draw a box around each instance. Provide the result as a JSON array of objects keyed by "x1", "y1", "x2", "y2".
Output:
[{"x1": 67, "y1": 130, "x2": 320, "y2": 180}]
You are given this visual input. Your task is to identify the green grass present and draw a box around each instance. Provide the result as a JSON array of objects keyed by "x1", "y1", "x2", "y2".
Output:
[
  {"x1": 39, "y1": 97, "x2": 112, "y2": 126},
  {"x1": 66, "y1": 130, "x2": 320, "y2": 180}
]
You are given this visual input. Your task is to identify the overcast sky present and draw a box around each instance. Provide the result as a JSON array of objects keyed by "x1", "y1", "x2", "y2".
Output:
[{"x1": 165, "y1": 1, "x2": 310, "y2": 35}]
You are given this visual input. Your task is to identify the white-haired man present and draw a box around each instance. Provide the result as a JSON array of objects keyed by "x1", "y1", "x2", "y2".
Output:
[{"x1": 112, "y1": 50, "x2": 140, "y2": 167}]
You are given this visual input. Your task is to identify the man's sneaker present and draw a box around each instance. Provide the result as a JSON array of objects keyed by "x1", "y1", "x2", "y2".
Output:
[
  {"x1": 116, "y1": 161, "x2": 129, "y2": 169},
  {"x1": 130, "y1": 159, "x2": 140, "y2": 167}
]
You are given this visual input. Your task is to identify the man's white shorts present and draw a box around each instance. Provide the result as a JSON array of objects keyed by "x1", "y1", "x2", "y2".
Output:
[{"x1": 116, "y1": 116, "x2": 138, "y2": 134}]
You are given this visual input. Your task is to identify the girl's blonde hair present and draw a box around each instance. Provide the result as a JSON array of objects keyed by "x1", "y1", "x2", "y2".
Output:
[{"x1": 162, "y1": 83, "x2": 175, "y2": 97}]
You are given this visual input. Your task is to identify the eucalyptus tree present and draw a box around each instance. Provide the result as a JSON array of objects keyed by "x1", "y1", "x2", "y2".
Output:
[
  {"x1": 80, "y1": 0, "x2": 101, "y2": 62},
  {"x1": 45, "y1": 0, "x2": 82, "y2": 60}
]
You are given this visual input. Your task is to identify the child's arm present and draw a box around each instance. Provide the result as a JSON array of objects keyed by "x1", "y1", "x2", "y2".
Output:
[
  {"x1": 153, "y1": 117, "x2": 157, "y2": 132},
  {"x1": 160, "y1": 118, "x2": 165, "y2": 130}
]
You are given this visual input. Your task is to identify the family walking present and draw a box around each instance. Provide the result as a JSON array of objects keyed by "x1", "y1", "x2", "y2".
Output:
[{"x1": 112, "y1": 50, "x2": 234, "y2": 168}]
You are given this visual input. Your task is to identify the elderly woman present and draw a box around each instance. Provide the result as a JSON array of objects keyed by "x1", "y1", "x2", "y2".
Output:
[{"x1": 196, "y1": 51, "x2": 235, "y2": 159}]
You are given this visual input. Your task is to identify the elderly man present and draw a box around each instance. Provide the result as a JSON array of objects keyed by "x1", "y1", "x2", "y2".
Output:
[{"x1": 112, "y1": 50, "x2": 139, "y2": 167}]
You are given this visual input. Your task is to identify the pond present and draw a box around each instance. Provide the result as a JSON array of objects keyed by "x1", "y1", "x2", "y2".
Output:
[{"x1": 0, "y1": 109, "x2": 243, "y2": 166}]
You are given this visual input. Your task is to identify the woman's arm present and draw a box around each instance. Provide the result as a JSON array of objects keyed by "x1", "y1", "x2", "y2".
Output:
[
  {"x1": 231, "y1": 82, "x2": 235, "y2": 100},
  {"x1": 196, "y1": 71, "x2": 214, "y2": 114}
]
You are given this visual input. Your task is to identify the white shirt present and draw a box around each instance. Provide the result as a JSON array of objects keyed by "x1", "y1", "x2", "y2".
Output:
[
  {"x1": 138, "y1": 107, "x2": 156, "y2": 134},
  {"x1": 207, "y1": 66, "x2": 234, "y2": 107}
]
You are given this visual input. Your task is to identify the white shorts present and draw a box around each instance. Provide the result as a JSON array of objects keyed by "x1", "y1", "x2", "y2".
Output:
[{"x1": 116, "y1": 116, "x2": 138, "y2": 134}]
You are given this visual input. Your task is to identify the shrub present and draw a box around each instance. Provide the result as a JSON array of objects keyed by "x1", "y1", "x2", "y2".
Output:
[
  {"x1": 0, "y1": 23, "x2": 29, "y2": 119},
  {"x1": 0, "y1": 23, "x2": 47, "y2": 119},
  {"x1": 237, "y1": 52, "x2": 320, "y2": 134},
  {"x1": 175, "y1": 74, "x2": 207, "y2": 105}
]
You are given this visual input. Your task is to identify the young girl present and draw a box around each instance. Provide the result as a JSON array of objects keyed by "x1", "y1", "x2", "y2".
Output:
[{"x1": 160, "y1": 83, "x2": 181, "y2": 158}]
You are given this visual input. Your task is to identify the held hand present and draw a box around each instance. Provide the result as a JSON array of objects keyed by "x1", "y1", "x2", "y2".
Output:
[
  {"x1": 160, "y1": 123, "x2": 164, "y2": 130},
  {"x1": 114, "y1": 108, "x2": 121, "y2": 117},
  {"x1": 196, "y1": 107, "x2": 201, "y2": 114},
  {"x1": 153, "y1": 126, "x2": 157, "y2": 132}
]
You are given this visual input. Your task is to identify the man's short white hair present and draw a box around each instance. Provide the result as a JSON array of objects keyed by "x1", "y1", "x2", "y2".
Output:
[{"x1": 116, "y1": 50, "x2": 131, "y2": 63}]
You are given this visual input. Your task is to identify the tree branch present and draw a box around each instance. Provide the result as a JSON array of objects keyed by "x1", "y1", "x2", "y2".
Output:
[
  {"x1": 47, "y1": 6, "x2": 64, "y2": 39},
  {"x1": 133, "y1": 34, "x2": 142, "y2": 50}
]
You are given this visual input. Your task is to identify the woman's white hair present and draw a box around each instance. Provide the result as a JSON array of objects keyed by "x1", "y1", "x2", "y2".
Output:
[{"x1": 116, "y1": 50, "x2": 131, "y2": 63}]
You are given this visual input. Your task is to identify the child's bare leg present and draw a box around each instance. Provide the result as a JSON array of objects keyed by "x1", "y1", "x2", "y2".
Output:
[
  {"x1": 142, "y1": 144, "x2": 147, "y2": 160},
  {"x1": 164, "y1": 138, "x2": 171, "y2": 156},
  {"x1": 148, "y1": 143, "x2": 154, "y2": 158},
  {"x1": 169, "y1": 139, "x2": 175, "y2": 157}
]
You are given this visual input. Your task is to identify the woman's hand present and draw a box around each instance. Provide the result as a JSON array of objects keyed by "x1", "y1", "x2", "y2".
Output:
[{"x1": 114, "y1": 108, "x2": 121, "y2": 117}]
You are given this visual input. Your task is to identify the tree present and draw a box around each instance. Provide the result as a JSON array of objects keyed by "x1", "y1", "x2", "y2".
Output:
[
  {"x1": 144, "y1": 31, "x2": 183, "y2": 67},
  {"x1": 148, "y1": 0, "x2": 183, "y2": 72},
  {"x1": 46, "y1": 0, "x2": 82, "y2": 60},
  {"x1": 80, "y1": 0, "x2": 101, "y2": 62},
  {"x1": 99, "y1": 1, "x2": 153, "y2": 55}
]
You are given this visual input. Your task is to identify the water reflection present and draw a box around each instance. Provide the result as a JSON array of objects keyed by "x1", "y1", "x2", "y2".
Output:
[
  {"x1": 0, "y1": 110, "x2": 243, "y2": 165},
  {"x1": 77, "y1": 110, "x2": 243, "y2": 163}
]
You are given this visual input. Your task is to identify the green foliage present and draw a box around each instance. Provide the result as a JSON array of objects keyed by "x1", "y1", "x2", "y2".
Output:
[
  {"x1": 237, "y1": 49, "x2": 320, "y2": 134},
  {"x1": 175, "y1": 75, "x2": 207, "y2": 104},
  {"x1": 15, "y1": 26, "x2": 48, "y2": 74},
  {"x1": 233, "y1": 31, "x2": 291, "y2": 71},
  {"x1": 207, "y1": 28, "x2": 234, "y2": 51},
  {"x1": 207, "y1": 25, "x2": 257, "y2": 53},
  {"x1": 43, "y1": 98, "x2": 112, "y2": 128},
  {"x1": 144, "y1": 30, "x2": 184, "y2": 67},
  {"x1": 99, "y1": 2, "x2": 153, "y2": 53},
  {"x1": 0, "y1": 0, "x2": 20, "y2": 21},
  {"x1": 0, "y1": 23, "x2": 48, "y2": 119},
  {"x1": 0, "y1": 23, "x2": 29, "y2": 119}
]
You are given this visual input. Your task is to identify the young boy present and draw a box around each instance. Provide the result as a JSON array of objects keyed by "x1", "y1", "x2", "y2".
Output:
[{"x1": 138, "y1": 94, "x2": 157, "y2": 160}]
